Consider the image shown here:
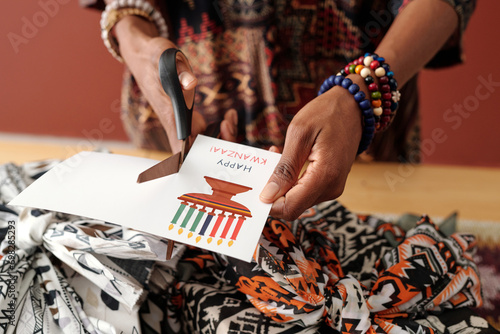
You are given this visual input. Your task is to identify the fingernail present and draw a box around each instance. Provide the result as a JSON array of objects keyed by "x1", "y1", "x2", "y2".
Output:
[
  {"x1": 179, "y1": 71, "x2": 195, "y2": 88},
  {"x1": 260, "y1": 182, "x2": 280, "y2": 203}
]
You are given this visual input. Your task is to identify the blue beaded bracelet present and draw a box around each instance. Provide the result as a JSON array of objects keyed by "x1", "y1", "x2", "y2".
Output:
[{"x1": 318, "y1": 75, "x2": 375, "y2": 154}]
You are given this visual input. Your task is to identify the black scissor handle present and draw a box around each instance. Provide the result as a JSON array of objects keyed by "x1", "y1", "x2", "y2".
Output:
[{"x1": 159, "y1": 48, "x2": 194, "y2": 141}]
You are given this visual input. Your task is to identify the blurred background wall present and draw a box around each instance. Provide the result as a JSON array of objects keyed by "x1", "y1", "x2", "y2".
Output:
[
  {"x1": 1, "y1": 0, "x2": 499, "y2": 167},
  {"x1": 1, "y1": 1, "x2": 124, "y2": 140}
]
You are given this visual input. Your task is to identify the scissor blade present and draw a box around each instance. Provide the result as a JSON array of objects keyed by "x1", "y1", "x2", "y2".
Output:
[{"x1": 136, "y1": 152, "x2": 181, "y2": 183}]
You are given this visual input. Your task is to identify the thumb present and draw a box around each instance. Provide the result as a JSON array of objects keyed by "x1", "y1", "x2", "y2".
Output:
[
  {"x1": 179, "y1": 71, "x2": 197, "y2": 90},
  {"x1": 259, "y1": 133, "x2": 311, "y2": 204},
  {"x1": 174, "y1": 50, "x2": 195, "y2": 87},
  {"x1": 175, "y1": 51, "x2": 197, "y2": 107}
]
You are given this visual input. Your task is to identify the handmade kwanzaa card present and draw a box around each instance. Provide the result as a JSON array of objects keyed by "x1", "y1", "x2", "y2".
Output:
[{"x1": 10, "y1": 135, "x2": 281, "y2": 262}]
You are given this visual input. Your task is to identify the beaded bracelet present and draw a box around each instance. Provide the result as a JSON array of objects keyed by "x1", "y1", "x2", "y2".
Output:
[
  {"x1": 341, "y1": 61, "x2": 382, "y2": 123},
  {"x1": 101, "y1": 0, "x2": 168, "y2": 62},
  {"x1": 364, "y1": 53, "x2": 400, "y2": 131},
  {"x1": 318, "y1": 75, "x2": 375, "y2": 154},
  {"x1": 340, "y1": 53, "x2": 401, "y2": 131}
]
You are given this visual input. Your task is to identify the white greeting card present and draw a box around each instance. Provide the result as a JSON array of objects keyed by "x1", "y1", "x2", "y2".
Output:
[{"x1": 9, "y1": 135, "x2": 281, "y2": 262}]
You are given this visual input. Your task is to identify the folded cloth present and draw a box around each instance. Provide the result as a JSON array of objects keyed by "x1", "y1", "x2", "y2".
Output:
[{"x1": 0, "y1": 160, "x2": 498, "y2": 334}]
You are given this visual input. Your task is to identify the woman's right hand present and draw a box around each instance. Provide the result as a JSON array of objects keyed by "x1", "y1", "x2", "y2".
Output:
[{"x1": 114, "y1": 16, "x2": 238, "y2": 153}]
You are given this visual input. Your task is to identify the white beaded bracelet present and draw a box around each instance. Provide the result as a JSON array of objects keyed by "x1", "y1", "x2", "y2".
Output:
[{"x1": 100, "y1": 0, "x2": 168, "y2": 62}]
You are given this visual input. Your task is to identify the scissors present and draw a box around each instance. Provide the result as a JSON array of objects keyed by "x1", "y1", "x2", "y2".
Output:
[{"x1": 136, "y1": 48, "x2": 220, "y2": 260}]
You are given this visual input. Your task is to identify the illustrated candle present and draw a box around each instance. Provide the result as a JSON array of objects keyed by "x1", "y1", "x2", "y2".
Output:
[{"x1": 169, "y1": 176, "x2": 252, "y2": 246}]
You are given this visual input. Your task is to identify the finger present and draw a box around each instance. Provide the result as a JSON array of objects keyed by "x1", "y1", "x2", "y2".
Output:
[
  {"x1": 268, "y1": 145, "x2": 281, "y2": 153},
  {"x1": 175, "y1": 52, "x2": 197, "y2": 89},
  {"x1": 191, "y1": 111, "x2": 207, "y2": 139},
  {"x1": 174, "y1": 52, "x2": 197, "y2": 108},
  {"x1": 268, "y1": 162, "x2": 327, "y2": 220},
  {"x1": 220, "y1": 109, "x2": 238, "y2": 142},
  {"x1": 174, "y1": 51, "x2": 193, "y2": 77},
  {"x1": 220, "y1": 121, "x2": 236, "y2": 142},
  {"x1": 167, "y1": 135, "x2": 183, "y2": 153},
  {"x1": 179, "y1": 71, "x2": 197, "y2": 90},
  {"x1": 269, "y1": 139, "x2": 353, "y2": 220},
  {"x1": 259, "y1": 125, "x2": 315, "y2": 205}
]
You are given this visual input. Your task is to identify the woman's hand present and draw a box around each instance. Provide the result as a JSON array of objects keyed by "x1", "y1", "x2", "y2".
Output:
[
  {"x1": 259, "y1": 0, "x2": 460, "y2": 221},
  {"x1": 259, "y1": 80, "x2": 363, "y2": 221},
  {"x1": 114, "y1": 16, "x2": 237, "y2": 152}
]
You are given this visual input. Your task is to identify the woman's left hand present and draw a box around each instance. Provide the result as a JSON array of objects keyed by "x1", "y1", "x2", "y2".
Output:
[{"x1": 259, "y1": 80, "x2": 363, "y2": 221}]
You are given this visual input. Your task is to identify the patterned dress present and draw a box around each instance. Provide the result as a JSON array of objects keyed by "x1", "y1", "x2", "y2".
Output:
[
  {"x1": 83, "y1": 0, "x2": 475, "y2": 161},
  {"x1": 1, "y1": 1, "x2": 488, "y2": 333},
  {"x1": 1, "y1": 160, "x2": 498, "y2": 333}
]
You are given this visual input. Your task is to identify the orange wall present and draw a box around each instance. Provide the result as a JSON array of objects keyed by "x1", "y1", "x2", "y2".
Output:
[
  {"x1": 1, "y1": 0, "x2": 499, "y2": 167},
  {"x1": 0, "y1": 0, "x2": 126, "y2": 141},
  {"x1": 419, "y1": 0, "x2": 500, "y2": 167}
]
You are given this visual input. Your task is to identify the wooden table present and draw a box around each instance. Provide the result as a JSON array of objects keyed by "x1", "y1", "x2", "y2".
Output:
[
  {"x1": 2, "y1": 136, "x2": 499, "y2": 222},
  {"x1": 339, "y1": 162, "x2": 500, "y2": 222},
  {"x1": 0, "y1": 137, "x2": 169, "y2": 163}
]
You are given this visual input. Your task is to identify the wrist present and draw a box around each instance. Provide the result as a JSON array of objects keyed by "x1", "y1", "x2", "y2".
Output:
[
  {"x1": 100, "y1": 0, "x2": 168, "y2": 62},
  {"x1": 114, "y1": 15, "x2": 158, "y2": 60},
  {"x1": 319, "y1": 76, "x2": 374, "y2": 154}
]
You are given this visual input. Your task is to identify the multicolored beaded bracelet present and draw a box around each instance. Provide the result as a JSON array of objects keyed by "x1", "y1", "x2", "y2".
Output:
[
  {"x1": 364, "y1": 53, "x2": 400, "y2": 130},
  {"x1": 318, "y1": 75, "x2": 375, "y2": 154},
  {"x1": 341, "y1": 53, "x2": 401, "y2": 131}
]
